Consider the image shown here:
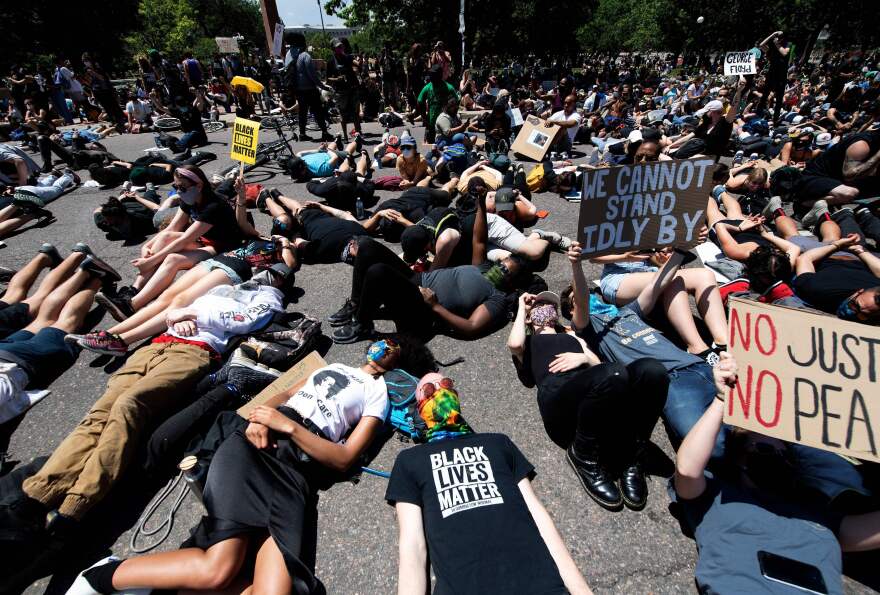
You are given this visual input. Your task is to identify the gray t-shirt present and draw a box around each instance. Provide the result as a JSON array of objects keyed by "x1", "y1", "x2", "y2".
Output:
[
  {"x1": 580, "y1": 301, "x2": 702, "y2": 371},
  {"x1": 421, "y1": 265, "x2": 507, "y2": 325},
  {"x1": 0, "y1": 144, "x2": 40, "y2": 184}
]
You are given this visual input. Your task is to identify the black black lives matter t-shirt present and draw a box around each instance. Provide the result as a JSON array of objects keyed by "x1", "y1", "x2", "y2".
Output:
[{"x1": 385, "y1": 433, "x2": 566, "y2": 595}]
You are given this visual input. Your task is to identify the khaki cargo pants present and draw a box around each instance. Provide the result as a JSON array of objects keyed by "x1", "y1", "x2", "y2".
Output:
[{"x1": 23, "y1": 341, "x2": 211, "y2": 519}]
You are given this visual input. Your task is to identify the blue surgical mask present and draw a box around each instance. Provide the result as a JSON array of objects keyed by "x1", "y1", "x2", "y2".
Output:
[
  {"x1": 402, "y1": 148, "x2": 414, "y2": 158},
  {"x1": 177, "y1": 185, "x2": 200, "y2": 205},
  {"x1": 837, "y1": 297, "x2": 859, "y2": 321}
]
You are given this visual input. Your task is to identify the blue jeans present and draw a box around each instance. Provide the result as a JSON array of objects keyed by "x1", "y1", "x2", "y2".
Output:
[
  {"x1": 664, "y1": 362, "x2": 726, "y2": 457},
  {"x1": 0, "y1": 327, "x2": 79, "y2": 388},
  {"x1": 788, "y1": 443, "x2": 870, "y2": 502},
  {"x1": 50, "y1": 89, "x2": 74, "y2": 124}
]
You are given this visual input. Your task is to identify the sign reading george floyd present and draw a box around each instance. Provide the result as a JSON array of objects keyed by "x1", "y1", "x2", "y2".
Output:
[
  {"x1": 724, "y1": 51, "x2": 756, "y2": 75},
  {"x1": 230, "y1": 117, "x2": 261, "y2": 165},
  {"x1": 576, "y1": 158, "x2": 713, "y2": 257},
  {"x1": 725, "y1": 298, "x2": 879, "y2": 463}
]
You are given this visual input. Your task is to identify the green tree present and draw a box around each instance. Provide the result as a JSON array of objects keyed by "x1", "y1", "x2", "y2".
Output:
[{"x1": 126, "y1": 0, "x2": 200, "y2": 58}]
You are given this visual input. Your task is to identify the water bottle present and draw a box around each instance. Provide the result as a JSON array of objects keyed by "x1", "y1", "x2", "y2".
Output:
[
  {"x1": 179, "y1": 455, "x2": 205, "y2": 502},
  {"x1": 356, "y1": 197, "x2": 365, "y2": 220}
]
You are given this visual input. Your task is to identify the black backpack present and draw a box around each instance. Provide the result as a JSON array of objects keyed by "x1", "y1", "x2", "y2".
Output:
[{"x1": 283, "y1": 52, "x2": 299, "y2": 92}]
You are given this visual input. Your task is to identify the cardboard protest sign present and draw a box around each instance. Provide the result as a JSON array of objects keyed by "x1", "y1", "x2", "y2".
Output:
[
  {"x1": 725, "y1": 298, "x2": 879, "y2": 463},
  {"x1": 230, "y1": 117, "x2": 261, "y2": 165},
  {"x1": 215, "y1": 37, "x2": 240, "y2": 54},
  {"x1": 511, "y1": 115, "x2": 561, "y2": 161},
  {"x1": 238, "y1": 351, "x2": 327, "y2": 418},
  {"x1": 575, "y1": 158, "x2": 713, "y2": 257},
  {"x1": 724, "y1": 51, "x2": 756, "y2": 75}
]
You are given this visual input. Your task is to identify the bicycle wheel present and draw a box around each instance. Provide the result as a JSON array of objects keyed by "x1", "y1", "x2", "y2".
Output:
[
  {"x1": 203, "y1": 120, "x2": 226, "y2": 133},
  {"x1": 154, "y1": 117, "x2": 181, "y2": 131},
  {"x1": 259, "y1": 115, "x2": 283, "y2": 128}
]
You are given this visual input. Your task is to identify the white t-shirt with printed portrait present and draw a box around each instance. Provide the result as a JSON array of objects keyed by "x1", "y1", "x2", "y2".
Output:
[{"x1": 284, "y1": 363, "x2": 389, "y2": 442}]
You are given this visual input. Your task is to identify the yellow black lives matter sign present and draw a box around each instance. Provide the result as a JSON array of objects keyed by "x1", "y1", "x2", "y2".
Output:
[{"x1": 230, "y1": 117, "x2": 260, "y2": 165}]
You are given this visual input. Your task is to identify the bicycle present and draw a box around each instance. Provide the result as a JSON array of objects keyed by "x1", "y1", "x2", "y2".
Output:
[{"x1": 153, "y1": 116, "x2": 226, "y2": 133}]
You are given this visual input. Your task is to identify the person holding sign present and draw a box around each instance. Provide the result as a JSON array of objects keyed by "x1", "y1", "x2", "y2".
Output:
[
  {"x1": 756, "y1": 31, "x2": 790, "y2": 123},
  {"x1": 562, "y1": 244, "x2": 724, "y2": 455},
  {"x1": 673, "y1": 353, "x2": 880, "y2": 594},
  {"x1": 64, "y1": 340, "x2": 405, "y2": 595},
  {"x1": 507, "y1": 288, "x2": 668, "y2": 511}
]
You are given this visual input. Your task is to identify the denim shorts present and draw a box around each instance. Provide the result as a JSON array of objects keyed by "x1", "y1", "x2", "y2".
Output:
[
  {"x1": 200, "y1": 258, "x2": 245, "y2": 285},
  {"x1": 0, "y1": 327, "x2": 79, "y2": 387},
  {"x1": 599, "y1": 262, "x2": 658, "y2": 303}
]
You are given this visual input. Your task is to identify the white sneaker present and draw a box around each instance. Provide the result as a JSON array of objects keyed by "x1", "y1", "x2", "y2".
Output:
[
  {"x1": 800, "y1": 199, "x2": 829, "y2": 229},
  {"x1": 66, "y1": 556, "x2": 152, "y2": 595}
]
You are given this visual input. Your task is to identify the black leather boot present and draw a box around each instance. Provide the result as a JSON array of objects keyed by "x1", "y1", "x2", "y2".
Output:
[
  {"x1": 619, "y1": 460, "x2": 648, "y2": 510},
  {"x1": 566, "y1": 444, "x2": 622, "y2": 511}
]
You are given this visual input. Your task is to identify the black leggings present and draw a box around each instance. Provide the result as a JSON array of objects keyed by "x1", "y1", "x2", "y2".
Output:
[
  {"x1": 350, "y1": 237, "x2": 431, "y2": 332},
  {"x1": 295, "y1": 89, "x2": 328, "y2": 136},
  {"x1": 38, "y1": 135, "x2": 74, "y2": 169},
  {"x1": 536, "y1": 358, "x2": 668, "y2": 460},
  {"x1": 834, "y1": 208, "x2": 880, "y2": 246}
]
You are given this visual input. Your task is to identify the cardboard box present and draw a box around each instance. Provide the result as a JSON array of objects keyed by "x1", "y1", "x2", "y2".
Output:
[
  {"x1": 237, "y1": 351, "x2": 327, "y2": 418},
  {"x1": 511, "y1": 115, "x2": 562, "y2": 162}
]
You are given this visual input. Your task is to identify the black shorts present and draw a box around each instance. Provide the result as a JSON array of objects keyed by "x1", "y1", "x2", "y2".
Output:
[
  {"x1": 794, "y1": 174, "x2": 842, "y2": 211},
  {"x1": 0, "y1": 301, "x2": 32, "y2": 339}
]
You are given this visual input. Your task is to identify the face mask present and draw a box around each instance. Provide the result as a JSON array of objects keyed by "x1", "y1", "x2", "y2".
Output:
[
  {"x1": 402, "y1": 148, "x2": 414, "y2": 158},
  {"x1": 366, "y1": 339, "x2": 400, "y2": 364},
  {"x1": 177, "y1": 185, "x2": 200, "y2": 205},
  {"x1": 530, "y1": 303, "x2": 559, "y2": 327},
  {"x1": 837, "y1": 296, "x2": 860, "y2": 320},
  {"x1": 417, "y1": 377, "x2": 472, "y2": 441},
  {"x1": 482, "y1": 262, "x2": 510, "y2": 290}
]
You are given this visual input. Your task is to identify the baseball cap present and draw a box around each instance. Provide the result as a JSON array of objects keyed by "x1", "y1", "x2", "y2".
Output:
[
  {"x1": 330, "y1": 38, "x2": 343, "y2": 48},
  {"x1": 494, "y1": 187, "x2": 516, "y2": 212},
  {"x1": 705, "y1": 100, "x2": 724, "y2": 112},
  {"x1": 400, "y1": 225, "x2": 431, "y2": 263},
  {"x1": 399, "y1": 133, "x2": 416, "y2": 147},
  {"x1": 533, "y1": 290, "x2": 561, "y2": 306},
  {"x1": 627, "y1": 130, "x2": 643, "y2": 144},
  {"x1": 815, "y1": 132, "x2": 833, "y2": 146}
]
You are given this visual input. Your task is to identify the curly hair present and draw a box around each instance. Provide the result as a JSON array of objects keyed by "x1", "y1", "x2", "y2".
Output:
[{"x1": 744, "y1": 245, "x2": 791, "y2": 294}]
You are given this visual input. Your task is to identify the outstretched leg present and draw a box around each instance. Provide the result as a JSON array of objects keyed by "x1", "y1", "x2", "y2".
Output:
[
  {"x1": 21, "y1": 251, "x2": 86, "y2": 316},
  {"x1": 2, "y1": 252, "x2": 52, "y2": 305}
]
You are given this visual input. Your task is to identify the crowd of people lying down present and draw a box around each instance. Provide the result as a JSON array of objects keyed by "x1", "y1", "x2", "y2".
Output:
[{"x1": 0, "y1": 32, "x2": 879, "y2": 595}]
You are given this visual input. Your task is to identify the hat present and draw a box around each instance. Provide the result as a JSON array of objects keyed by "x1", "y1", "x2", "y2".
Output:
[
  {"x1": 400, "y1": 225, "x2": 431, "y2": 263},
  {"x1": 627, "y1": 130, "x2": 643, "y2": 144},
  {"x1": 533, "y1": 290, "x2": 561, "y2": 306},
  {"x1": 815, "y1": 132, "x2": 833, "y2": 146},
  {"x1": 494, "y1": 187, "x2": 516, "y2": 212},
  {"x1": 330, "y1": 38, "x2": 343, "y2": 49},
  {"x1": 399, "y1": 133, "x2": 416, "y2": 147},
  {"x1": 705, "y1": 99, "x2": 724, "y2": 112}
]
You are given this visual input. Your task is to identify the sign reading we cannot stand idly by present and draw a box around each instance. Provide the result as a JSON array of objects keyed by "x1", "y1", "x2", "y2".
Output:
[
  {"x1": 576, "y1": 158, "x2": 714, "y2": 258},
  {"x1": 725, "y1": 298, "x2": 879, "y2": 463}
]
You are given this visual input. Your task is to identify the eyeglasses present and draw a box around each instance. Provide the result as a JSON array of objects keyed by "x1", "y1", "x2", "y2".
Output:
[
  {"x1": 419, "y1": 377, "x2": 454, "y2": 400},
  {"x1": 172, "y1": 183, "x2": 193, "y2": 192}
]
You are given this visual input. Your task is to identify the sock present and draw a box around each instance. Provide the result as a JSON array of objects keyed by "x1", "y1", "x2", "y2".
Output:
[{"x1": 82, "y1": 558, "x2": 124, "y2": 594}]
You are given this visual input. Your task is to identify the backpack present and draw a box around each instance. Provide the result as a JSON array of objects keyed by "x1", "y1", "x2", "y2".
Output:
[
  {"x1": 770, "y1": 166, "x2": 803, "y2": 203},
  {"x1": 378, "y1": 112, "x2": 404, "y2": 128},
  {"x1": 384, "y1": 368, "x2": 428, "y2": 442},
  {"x1": 243, "y1": 311, "x2": 322, "y2": 371},
  {"x1": 283, "y1": 51, "x2": 300, "y2": 92}
]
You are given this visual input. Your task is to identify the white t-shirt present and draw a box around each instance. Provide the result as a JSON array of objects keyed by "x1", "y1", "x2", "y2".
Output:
[
  {"x1": 60, "y1": 67, "x2": 83, "y2": 94},
  {"x1": 548, "y1": 109, "x2": 582, "y2": 144},
  {"x1": 126, "y1": 100, "x2": 152, "y2": 122},
  {"x1": 284, "y1": 363, "x2": 389, "y2": 443}
]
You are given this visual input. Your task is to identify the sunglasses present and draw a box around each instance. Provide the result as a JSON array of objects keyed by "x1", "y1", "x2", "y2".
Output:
[
  {"x1": 171, "y1": 182, "x2": 194, "y2": 192},
  {"x1": 419, "y1": 377, "x2": 454, "y2": 400}
]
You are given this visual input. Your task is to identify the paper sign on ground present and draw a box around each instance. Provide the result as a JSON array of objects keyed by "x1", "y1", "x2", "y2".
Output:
[
  {"x1": 215, "y1": 37, "x2": 240, "y2": 54},
  {"x1": 230, "y1": 117, "x2": 261, "y2": 165},
  {"x1": 724, "y1": 51, "x2": 756, "y2": 75},
  {"x1": 511, "y1": 115, "x2": 561, "y2": 161},
  {"x1": 238, "y1": 351, "x2": 327, "y2": 418},
  {"x1": 725, "y1": 298, "x2": 879, "y2": 463},
  {"x1": 575, "y1": 158, "x2": 713, "y2": 257}
]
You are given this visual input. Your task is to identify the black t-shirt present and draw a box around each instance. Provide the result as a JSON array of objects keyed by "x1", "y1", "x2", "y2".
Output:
[
  {"x1": 695, "y1": 116, "x2": 733, "y2": 156},
  {"x1": 179, "y1": 195, "x2": 243, "y2": 251},
  {"x1": 93, "y1": 201, "x2": 156, "y2": 239},
  {"x1": 420, "y1": 263, "x2": 508, "y2": 328},
  {"x1": 805, "y1": 130, "x2": 880, "y2": 181},
  {"x1": 385, "y1": 433, "x2": 566, "y2": 595},
  {"x1": 793, "y1": 258, "x2": 880, "y2": 313},
  {"x1": 521, "y1": 333, "x2": 582, "y2": 387},
  {"x1": 766, "y1": 43, "x2": 789, "y2": 83},
  {"x1": 299, "y1": 209, "x2": 366, "y2": 264}
]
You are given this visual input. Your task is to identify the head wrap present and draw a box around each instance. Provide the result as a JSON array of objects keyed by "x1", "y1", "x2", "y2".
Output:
[
  {"x1": 175, "y1": 167, "x2": 203, "y2": 187},
  {"x1": 530, "y1": 303, "x2": 559, "y2": 327},
  {"x1": 417, "y1": 373, "x2": 472, "y2": 442}
]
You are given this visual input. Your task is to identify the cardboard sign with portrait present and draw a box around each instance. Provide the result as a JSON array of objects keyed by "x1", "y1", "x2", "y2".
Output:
[
  {"x1": 575, "y1": 158, "x2": 714, "y2": 257},
  {"x1": 237, "y1": 351, "x2": 327, "y2": 418},
  {"x1": 725, "y1": 298, "x2": 879, "y2": 463},
  {"x1": 511, "y1": 115, "x2": 562, "y2": 161}
]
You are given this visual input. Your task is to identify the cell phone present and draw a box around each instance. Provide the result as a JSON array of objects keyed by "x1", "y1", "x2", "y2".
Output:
[{"x1": 757, "y1": 551, "x2": 828, "y2": 595}]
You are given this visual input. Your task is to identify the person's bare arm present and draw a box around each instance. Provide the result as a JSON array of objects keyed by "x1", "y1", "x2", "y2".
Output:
[
  {"x1": 520, "y1": 478, "x2": 593, "y2": 594},
  {"x1": 569, "y1": 243, "x2": 590, "y2": 331},
  {"x1": 507, "y1": 293, "x2": 531, "y2": 360},
  {"x1": 758, "y1": 228, "x2": 800, "y2": 267},
  {"x1": 233, "y1": 175, "x2": 260, "y2": 237},
  {"x1": 247, "y1": 406, "x2": 384, "y2": 472},
  {"x1": 726, "y1": 78, "x2": 747, "y2": 124},
  {"x1": 471, "y1": 189, "x2": 488, "y2": 266},
  {"x1": 425, "y1": 291, "x2": 493, "y2": 338},
  {"x1": 713, "y1": 222, "x2": 758, "y2": 262},
  {"x1": 795, "y1": 234, "x2": 859, "y2": 275},
  {"x1": 674, "y1": 353, "x2": 738, "y2": 500},
  {"x1": 395, "y1": 502, "x2": 430, "y2": 595},
  {"x1": 842, "y1": 141, "x2": 880, "y2": 182},
  {"x1": 310, "y1": 201, "x2": 358, "y2": 221},
  {"x1": 839, "y1": 511, "x2": 880, "y2": 552},
  {"x1": 849, "y1": 242, "x2": 880, "y2": 277},
  {"x1": 430, "y1": 228, "x2": 461, "y2": 270},
  {"x1": 121, "y1": 191, "x2": 160, "y2": 212}
]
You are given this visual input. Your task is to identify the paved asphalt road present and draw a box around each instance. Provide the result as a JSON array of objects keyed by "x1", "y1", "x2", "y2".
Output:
[{"x1": 2, "y1": 117, "x2": 874, "y2": 594}]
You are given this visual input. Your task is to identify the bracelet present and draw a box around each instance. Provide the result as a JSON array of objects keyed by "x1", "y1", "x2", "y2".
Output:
[{"x1": 714, "y1": 392, "x2": 726, "y2": 403}]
